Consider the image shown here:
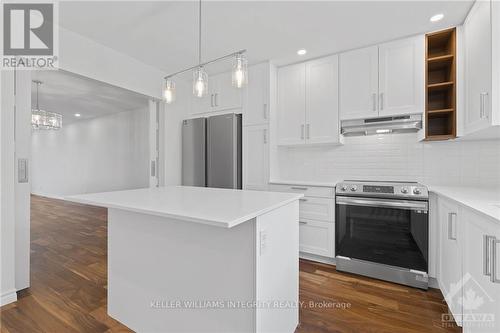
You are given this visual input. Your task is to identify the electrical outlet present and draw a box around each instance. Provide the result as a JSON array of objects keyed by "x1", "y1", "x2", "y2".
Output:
[{"x1": 259, "y1": 229, "x2": 267, "y2": 256}]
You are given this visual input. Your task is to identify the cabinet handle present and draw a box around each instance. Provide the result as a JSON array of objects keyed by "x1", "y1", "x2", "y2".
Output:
[
  {"x1": 372, "y1": 93, "x2": 377, "y2": 112},
  {"x1": 214, "y1": 93, "x2": 218, "y2": 107},
  {"x1": 299, "y1": 221, "x2": 307, "y2": 225},
  {"x1": 484, "y1": 235, "x2": 495, "y2": 276},
  {"x1": 480, "y1": 92, "x2": 488, "y2": 119},
  {"x1": 299, "y1": 198, "x2": 308, "y2": 202},
  {"x1": 210, "y1": 94, "x2": 214, "y2": 107},
  {"x1": 492, "y1": 238, "x2": 499, "y2": 283},
  {"x1": 447, "y1": 212, "x2": 457, "y2": 240},
  {"x1": 306, "y1": 124, "x2": 310, "y2": 140},
  {"x1": 263, "y1": 129, "x2": 267, "y2": 144},
  {"x1": 301, "y1": 125, "x2": 305, "y2": 139},
  {"x1": 291, "y1": 186, "x2": 308, "y2": 191},
  {"x1": 379, "y1": 92, "x2": 384, "y2": 110},
  {"x1": 263, "y1": 104, "x2": 268, "y2": 119}
]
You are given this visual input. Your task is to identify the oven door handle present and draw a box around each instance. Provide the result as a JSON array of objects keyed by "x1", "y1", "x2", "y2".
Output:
[{"x1": 336, "y1": 197, "x2": 428, "y2": 211}]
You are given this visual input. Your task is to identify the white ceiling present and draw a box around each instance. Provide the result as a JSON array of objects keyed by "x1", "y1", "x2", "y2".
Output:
[
  {"x1": 31, "y1": 70, "x2": 149, "y2": 124},
  {"x1": 59, "y1": 1, "x2": 474, "y2": 76}
]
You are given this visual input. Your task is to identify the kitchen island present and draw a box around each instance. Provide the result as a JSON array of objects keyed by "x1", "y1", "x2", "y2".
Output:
[{"x1": 67, "y1": 186, "x2": 302, "y2": 333}]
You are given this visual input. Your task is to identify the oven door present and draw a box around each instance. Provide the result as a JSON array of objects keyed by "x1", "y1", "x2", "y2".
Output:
[{"x1": 335, "y1": 196, "x2": 429, "y2": 272}]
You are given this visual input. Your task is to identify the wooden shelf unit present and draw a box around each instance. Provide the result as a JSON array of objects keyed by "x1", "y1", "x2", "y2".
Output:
[{"x1": 425, "y1": 28, "x2": 456, "y2": 140}]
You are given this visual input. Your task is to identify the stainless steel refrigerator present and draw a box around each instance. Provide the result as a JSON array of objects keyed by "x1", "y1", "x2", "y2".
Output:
[{"x1": 182, "y1": 113, "x2": 242, "y2": 189}]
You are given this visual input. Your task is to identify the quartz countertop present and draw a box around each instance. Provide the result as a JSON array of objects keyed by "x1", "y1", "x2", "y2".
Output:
[
  {"x1": 269, "y1": 180, "x2": 338, "y2": 188},
  {"x1": 429, "y1": 186, "x2": 500, "y2": 223},
  {"x1": 66, "y1": 186, "x2": 303, "y2": 228}
]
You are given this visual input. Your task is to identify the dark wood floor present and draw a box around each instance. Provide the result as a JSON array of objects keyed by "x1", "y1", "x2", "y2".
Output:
[{"x1": 0, "y1": 195, "x2": 461, "y2": 333}]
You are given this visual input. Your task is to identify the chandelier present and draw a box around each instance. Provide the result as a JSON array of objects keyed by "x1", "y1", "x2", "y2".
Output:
[
  {"x1": 163, "y1": 0, "x2": 247, "y2": 103},
  {"x1": 31, "y1": 80, "x2": 62, "y2": 130}
]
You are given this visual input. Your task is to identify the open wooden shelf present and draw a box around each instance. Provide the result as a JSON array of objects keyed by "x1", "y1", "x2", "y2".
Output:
[
  {"x1": 427, "y1": 81, "x2": 454, "y2": 90},
  {"x1": 425, "y1": 28, "x2": 456, "y2": 140}
]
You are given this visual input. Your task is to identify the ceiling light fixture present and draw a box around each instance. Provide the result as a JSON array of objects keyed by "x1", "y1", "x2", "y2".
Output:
[
  {"x1": 31, "y1": 80, "x2": 62, "y2": 130},
  {"x1": 297, "y1": 49, "x2": 307, "y2": 56},
  {"x1": 163, "y1": 0, "x2": 247, "y2": 104},
  {"x1": 74, "y1": 113, "x2": 81, "y2": 117},
  {"x1": 430, "y1": 13, "x2": 444, "y2": 22}
]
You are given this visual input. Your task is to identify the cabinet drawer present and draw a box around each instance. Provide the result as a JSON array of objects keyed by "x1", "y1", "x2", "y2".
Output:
[
  {"x1": 267, "y1": 184, "x2": 334, "y2": 198},
  {"x1": 299, "y1": 197, "x2": 334, "y2": 222},
  {"x1": 299, "y1": 220, "x2": 335, "y2": 258}
]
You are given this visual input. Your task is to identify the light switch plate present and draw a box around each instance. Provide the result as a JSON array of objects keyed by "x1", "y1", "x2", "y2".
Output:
[{"x1": 18, "y1": 158, "x2": 28, "y2": 183}]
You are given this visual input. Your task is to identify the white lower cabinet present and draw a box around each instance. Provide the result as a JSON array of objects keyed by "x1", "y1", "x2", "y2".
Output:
[
  {"x1": 267, "y1": 183, "x2": 335, "y2": 261},
  {"x1": 299, "y1": 220, "x2": 335, "y2": 258},
  {"x1": 299, "y1": 197, "x2": 334, "y2": 222},
  {"x1": 462, "y1": 209, "x2": 500, "y2": 333},
  {"x1": 436, "y1": 194, "x2": 500, "y2": 332},
  {"x1": 438, "y1": 197, "x2": 463, "y2": 326}
]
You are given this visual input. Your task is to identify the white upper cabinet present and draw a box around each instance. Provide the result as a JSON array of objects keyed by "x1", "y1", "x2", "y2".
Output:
[
  {"x1": 378, "y1": 35, "x2": 425, "y2": 116},
  {"x1": 190, "y1": 71, "x2": 243, "y2": 115},
  {"x1": 277, "y1": 63, "x2": 306, "y2": 145},
  {"x1": 243, "y1": 124, "x2": 269, "y2": 190},
  {"x1": 244, "y1": 63, "x2": 270, "y2": 126},
  {"x1": 464, "y1": 0, "x2": 495, "y2": 135},
  {"x1": 340, "y1": 46, "x2": 379, "y2": 120},
  {"x1": 277, "y1": 55, "x2": 340, "y2": 146},
  {"x1": 214, "y1": 71, "x2": 242, "y2": 112},
  {"x1": 339, "y1": 35, "x2": 424, "y2": 120},
  {"x1": 306, "y1": 55, "x2": 340, "y2": 144}
]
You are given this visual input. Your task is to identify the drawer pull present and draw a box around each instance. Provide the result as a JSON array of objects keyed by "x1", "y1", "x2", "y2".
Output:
[
  {"x1": 291, "y1": 187, "x2": 308, "y2": 191},
  {"x1": 299, "y1": 198, "x2": 308, "y2": 202},
  {"x1": 299, "y1": 221, "x2": 307, "y2": 225}
]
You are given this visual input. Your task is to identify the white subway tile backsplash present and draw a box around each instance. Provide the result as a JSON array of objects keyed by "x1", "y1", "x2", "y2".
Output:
[{"x1": 275, "y1": 133, "x2": 500, "y2": 187}]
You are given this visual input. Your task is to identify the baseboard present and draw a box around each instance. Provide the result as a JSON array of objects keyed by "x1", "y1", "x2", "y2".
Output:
[
  {"x1": 299, "y1": 252, "x2": 336, "y2": 265},
  {"x1": 30, "y1": 191, "x2": 66, "y2": 201},
  {"x1": 1, "y1": 289, "x2": 18, "y2": 306}
]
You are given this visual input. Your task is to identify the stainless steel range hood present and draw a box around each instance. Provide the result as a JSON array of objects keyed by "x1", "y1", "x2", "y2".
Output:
[{"x1": 341, "y1": 114, "x2": 422, "y2": 137}]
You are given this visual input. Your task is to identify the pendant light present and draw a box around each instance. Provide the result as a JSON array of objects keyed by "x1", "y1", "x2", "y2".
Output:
[
  {"x1": 232, "y1": 52, "x2": 248, "y2": 88},
  {"x1": 31, "y1": 80, "x2": 62, "y2": 130},
  {"x1": 192, "y1": 0, "x2": 207, "y2": 98},
  {"x1": 164, "y1": 79, "x2": 175, "y2": 104},
  {"x1": 163, "y1": 0, "x2": 247, "y2": 104}
]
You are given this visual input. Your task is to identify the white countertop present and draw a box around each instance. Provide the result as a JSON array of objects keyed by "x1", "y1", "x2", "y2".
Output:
[
  {"x1": 429, "y1": 186, "x2": 500, "y2": 223},
  {"x1": 66, "y1": 186, "x2": 303, "y2": 228},
  {"x1": 269, "y1": 180, "x2": 338, "y2": 188}
]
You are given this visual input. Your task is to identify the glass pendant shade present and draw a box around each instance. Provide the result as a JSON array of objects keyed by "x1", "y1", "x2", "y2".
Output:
[
  {"x1": 193, "y1": 66, "x2": 208, "y2": 98},
  {"x1": 164, "y1": 79, "x2": 176, "y2": 104},
  {"x1": 232, "y1": 53, "x2": 248, "y2": 88}
]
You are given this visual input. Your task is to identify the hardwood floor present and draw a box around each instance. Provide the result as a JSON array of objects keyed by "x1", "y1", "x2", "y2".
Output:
[{"x1": 0, "y1": 195, "x2": 461, "y2": 333}]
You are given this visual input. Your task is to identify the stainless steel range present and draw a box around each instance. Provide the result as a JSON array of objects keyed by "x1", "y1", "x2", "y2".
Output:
[{"x1": 335, "y1": 180, "x2": 429, "y2": 289}]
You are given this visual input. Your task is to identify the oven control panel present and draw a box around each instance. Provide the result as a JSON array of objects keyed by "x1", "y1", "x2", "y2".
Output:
[{"x1": 336, "y1": 182, "x2": 428, "y2": 199}]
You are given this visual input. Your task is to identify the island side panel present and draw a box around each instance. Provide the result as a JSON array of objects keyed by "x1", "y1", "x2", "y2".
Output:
[
  {"x1": 107, "y1": 208, "x2": 256, "y2": 333},
  {"x1": 255, "y1": 200, "x2": 299, "y2": 333}
]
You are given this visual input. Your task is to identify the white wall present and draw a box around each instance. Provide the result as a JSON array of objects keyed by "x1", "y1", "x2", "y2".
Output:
[
  {"x1": 0, "y1": 71, "x2": 18, "y2": 306},
  {"x1": 273, "y1": 133, "x2": 500, "y2": 188},
  {"x1": 31, "y1": 109, "x2": 150, "y2": 197}
]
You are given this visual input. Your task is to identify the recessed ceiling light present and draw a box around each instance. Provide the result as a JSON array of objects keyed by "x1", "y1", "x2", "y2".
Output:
[
  {"x1": 430, "y1": 13, "x2": 444, "y2": 22},
  {"x1": 74, "y1": 113, "x2": 81, "y2": 117},
  {"x1": 297, "y1": 49, "x2": 307, "y2": 56}
]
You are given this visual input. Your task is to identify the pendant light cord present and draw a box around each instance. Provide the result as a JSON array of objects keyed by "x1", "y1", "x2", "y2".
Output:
[{"x1": 198, "y1": 0, "x2": 202, "y2": 65}]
